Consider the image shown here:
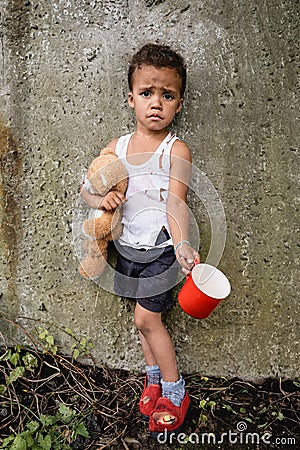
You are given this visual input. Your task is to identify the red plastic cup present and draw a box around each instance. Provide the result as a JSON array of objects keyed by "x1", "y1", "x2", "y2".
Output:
[{"x1": 178, "y1": 263, "x2": 231, "y2": 319}]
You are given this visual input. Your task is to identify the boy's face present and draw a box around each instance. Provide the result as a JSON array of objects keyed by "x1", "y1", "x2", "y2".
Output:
[{"x1": 128, "y1": 65, "x2": 183, "y2": 133}]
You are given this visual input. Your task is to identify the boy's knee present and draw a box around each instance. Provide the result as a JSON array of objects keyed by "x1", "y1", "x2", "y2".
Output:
[
  {"x1": 134, "y1": 307, "x2": 156, "y2": 335},
  {"x1": 134, "y1": 313, "x2": 150, "y2": 334}
]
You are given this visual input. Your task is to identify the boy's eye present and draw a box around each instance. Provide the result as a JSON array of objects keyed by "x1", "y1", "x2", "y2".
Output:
[
  {"x1": 163, "y1": 93, "x2": 175, "y2": 100},
  {"x1": 141, "y1": 90, "x2": 151, "y2": 97}
]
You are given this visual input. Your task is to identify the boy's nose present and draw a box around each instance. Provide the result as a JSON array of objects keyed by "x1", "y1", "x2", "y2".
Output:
[{"x1": 151, "y1": 95, "x2": 162, "y2": 109}]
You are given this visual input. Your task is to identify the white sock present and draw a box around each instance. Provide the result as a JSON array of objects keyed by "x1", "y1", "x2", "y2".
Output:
[
  {"x1": 146, "y1": 365, "x2": 161, "y2": 385},
  {"x1": 161, "y1": 374, "x2": 185, "y2": 407}
]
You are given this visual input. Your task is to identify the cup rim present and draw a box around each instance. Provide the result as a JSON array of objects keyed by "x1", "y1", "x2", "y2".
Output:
[{"x1": 191, "y1": 263, "x2": 231, "y2": 299}]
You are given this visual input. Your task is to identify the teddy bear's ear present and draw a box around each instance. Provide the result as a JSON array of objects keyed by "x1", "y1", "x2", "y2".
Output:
[{"x1": 100, "y1": 147, "x2": 116, "y2": 157}]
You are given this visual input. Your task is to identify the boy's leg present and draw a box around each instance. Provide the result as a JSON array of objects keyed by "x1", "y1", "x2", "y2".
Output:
[
  {"x1": 139, "y1": 331, "x2": 161, "y2": 385},
  {"x1": 139, "y1": 331, "x2": 157, "y2": 367},
  {"x1": 135, "y1": 303, "x2": 179, "y2": 382},
  {"x1": 138, "y1": 325, "x2": 163, "y2": 419},
  {"x1": 133, "y1": 249, "x2": 189, "y2": 429},
  {"x1": 136, "y1": 303, "x2": 188, "y2": 425}
]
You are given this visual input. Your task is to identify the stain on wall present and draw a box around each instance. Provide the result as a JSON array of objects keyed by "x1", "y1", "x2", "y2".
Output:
[
  {"x1": 0, "y1": 119, "x2": 22, "y2": 327},
  {"x1": 0, "y1": 0, "x2": 299, "y2": 379}
]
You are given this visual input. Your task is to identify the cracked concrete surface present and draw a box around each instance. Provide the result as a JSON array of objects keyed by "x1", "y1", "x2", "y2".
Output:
[{"x1": 0, "y1": 0, "x2": 299, "y2": 379}]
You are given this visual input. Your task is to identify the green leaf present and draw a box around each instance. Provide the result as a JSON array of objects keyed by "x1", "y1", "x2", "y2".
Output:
[
  {"x1": 1, "y1": 434, "x2": 15, "y2": 447},
  {"x1": 9, "y1": 352, "x2": 20, "y2": 367},
  {"x1": 208, "y1": 400, "x2": 216, "y2": 410},
  {"x1": 26, "y1": 421, "x2": 40, "y2": 433},
  {"x1": 65, "y1": 328, "x2": 74, "y2": 336},
  {"x1": 37, "y1": 434, "x2": 52, "y2": 450},
  {"x1": 75, "y1": 422, "x2": 90, "y2": 438},
  {"x1": 43, "y1": 435, "x2": 52, "y2": 450},
  {"x1": 80, "y1": 338, "x2": 87, "y2": 348},
  {"x1": 38, "y1": 328, "x2": 47, "y2": 340},
  {"x1": 199, "y1": 413, "x2": 208, "y2": 426},
  {"x1": 278, "y1": 412, "x2": 284, "y2": 421},
  {"x1": 72, "y1": 349, "x2": 80, "y2": 360},
  {"x1": 59, "y1": 403, "x2": 75, "y2": 423},
  {"x1": 6, "y1": 366, "x2": 25, "y2": 385},
  {"x1": 223, "y1": 404, "x2": 237, "y2": 414},
  {"x1": 0, "y1": 384, "x2": 7, "y2": 394},
  {"x1": 23, "y1": 431, "x2": 35, "y2": 447},
  {"x1": 258, "y1": 421, "x2": 269, "y2": 429},
  {"x1": 46, "y1": 335, "x2": 54, "y2": 346},
  {"x1": 51, "y1": 346, "x2": 58, "y2": 355},
  {"x1": 40, "y1": 414, "x2": 57, "y2": 427},
  {"x1": 22, "y1": 353, "x2": 38, "y2": 372},
  {"x1": 10, "y1": 434, "x2": 28, "y2": 450},
  {"x1": 199, "y1": 399, "x2": 207, "y2": 409}
]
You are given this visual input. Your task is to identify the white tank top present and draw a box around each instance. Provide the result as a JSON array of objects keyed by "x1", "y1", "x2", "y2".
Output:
[{"x1": 115, "y1": 132, "x2": 179, "y2": 249}]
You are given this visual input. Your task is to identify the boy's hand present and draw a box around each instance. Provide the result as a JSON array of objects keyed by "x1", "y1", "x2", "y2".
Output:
[
  {"x1": 80, "y1": 184, "x2": 127, "y2": 211},
  {"x1": 80, "y1": 183, "x2": 103, "y2": 209},
  {"x1": 175, "y1": 242, "x2": 200, "y2": 275},
  {"x1": 100, "y1": 191, "x2": 127, "y2": 211}
]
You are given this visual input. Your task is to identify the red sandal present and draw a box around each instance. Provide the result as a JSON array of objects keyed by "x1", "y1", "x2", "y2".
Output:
[
  {"x1": 139, "y1": 377, "x2": 162, "y2": 421},
  {"x1": 149, "y1": 392, "x2": 190, "y2": 437}
]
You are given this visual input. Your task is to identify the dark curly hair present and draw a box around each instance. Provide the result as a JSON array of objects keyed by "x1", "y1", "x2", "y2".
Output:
[{"x1": 128, "y1": 43, "x2": 187, "y2": 97}]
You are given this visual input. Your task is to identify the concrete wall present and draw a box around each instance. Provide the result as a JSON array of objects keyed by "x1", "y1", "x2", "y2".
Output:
[{"x1": 0, "y1": 0, "x2": 299, "y2": 379}]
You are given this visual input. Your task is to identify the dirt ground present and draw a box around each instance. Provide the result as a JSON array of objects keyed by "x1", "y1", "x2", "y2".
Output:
[
  {"x1": 123, "y1": 376, "x2": 299, "y2": 450},
  {"x1": 0, "y1": 349, "x2": 299, "y2": 450}
]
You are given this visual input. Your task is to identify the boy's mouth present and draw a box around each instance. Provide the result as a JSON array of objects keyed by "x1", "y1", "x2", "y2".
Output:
[{"x1": 148, "y1": 114, "x2": 163, "y2": 120}]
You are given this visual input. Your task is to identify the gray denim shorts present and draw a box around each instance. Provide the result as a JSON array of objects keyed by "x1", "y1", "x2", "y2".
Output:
[{"x1": 114, "y1": 245, "x2": 179, "y2": 313}]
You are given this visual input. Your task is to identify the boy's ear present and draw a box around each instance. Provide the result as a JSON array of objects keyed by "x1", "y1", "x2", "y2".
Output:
[
  {"x1": 128, "y1": 92, "x2": 134, "y2": 108},
  {"x1": 176, "y1": 97, "x2": 184, "y2": 113},
  {"x1": 176, "y1": 97, "x2": 184, "y2": 114}
]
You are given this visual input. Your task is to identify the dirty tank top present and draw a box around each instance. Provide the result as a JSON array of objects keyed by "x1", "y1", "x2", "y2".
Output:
[{"x1": 115, "y1": 132, "x2": 179, "y2": 249}]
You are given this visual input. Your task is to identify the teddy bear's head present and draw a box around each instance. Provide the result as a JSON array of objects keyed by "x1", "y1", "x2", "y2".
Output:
[{"x1": 87, "y1": 148, "x2": 128, "y2": 196}]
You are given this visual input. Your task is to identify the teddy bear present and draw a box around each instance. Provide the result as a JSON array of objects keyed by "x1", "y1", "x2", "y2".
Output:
[{"x1": 78, "y1": 148, "x2": 128, "y2": 279}]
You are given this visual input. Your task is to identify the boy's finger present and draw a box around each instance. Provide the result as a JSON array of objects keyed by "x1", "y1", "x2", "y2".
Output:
[
  {"x1": 179, "y1": 256, "x2": 190, "y2": 269},
  {"x1": 116, "y1": 192, "x2": 125, "y2": 200}
]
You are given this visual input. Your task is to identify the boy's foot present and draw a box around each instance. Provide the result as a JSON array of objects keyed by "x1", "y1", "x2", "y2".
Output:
[
  {"x1": 149, "y1": 392, "x2": 190, "y2": 437},
  {"x1": 139, "y1": 377, "x2": 162, "y2": 421}
]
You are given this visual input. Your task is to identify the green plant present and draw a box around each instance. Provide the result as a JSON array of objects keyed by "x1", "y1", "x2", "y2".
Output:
[
  {"x1": 38, "y1": 327, "x2": 58, "y2": 355},
  {"x1": 0, "y1": 403, "x2": 89, "y2": 450},
  {"x1": 65, "y1": 328, "x2": 94, "y2": 360},
  {"x1": 0, "y1": 345, "x2": 38, "y2": 387},
  {"x1": 0, "y1": 317, "x2": 138, "y2": 449},
  {"x1": 197, "y1": 398, "x2": 217, "y2": 427},
  {"x1": 0, "y1": 335, "x2": 91, "y2": 449}
]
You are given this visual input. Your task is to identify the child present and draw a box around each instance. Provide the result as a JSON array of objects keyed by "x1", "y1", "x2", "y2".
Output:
[{"x1": 81, "y1": 43, "x2": 200, "y2": 436}]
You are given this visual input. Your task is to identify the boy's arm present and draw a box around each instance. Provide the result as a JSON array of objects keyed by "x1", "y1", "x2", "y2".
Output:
[
  {"x1": 167, "y1": 140, "x2": 200, "y2": 274},
  {"x1": 80, "y1": 185, "x2": 126, "y2": 211},
  {"x1": 80, "y1": 184, "x2": 104, "y2": 209}
]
